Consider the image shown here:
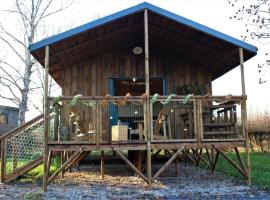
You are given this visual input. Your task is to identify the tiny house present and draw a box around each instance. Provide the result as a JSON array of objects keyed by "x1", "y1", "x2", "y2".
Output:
[{"x1": 0, "y1": 2, "x2": 257, "y2": 190}]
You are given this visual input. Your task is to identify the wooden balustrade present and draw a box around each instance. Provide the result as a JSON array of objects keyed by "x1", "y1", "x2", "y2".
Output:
[{"x1": 46, "y1": 95, "x2": 247, "y2": 145}]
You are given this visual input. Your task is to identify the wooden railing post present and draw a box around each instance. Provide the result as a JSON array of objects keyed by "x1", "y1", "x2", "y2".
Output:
[
  {"x1": 53, "y1": 104, "x2": 60, "y2": 141},
  {"x1": 96, "y1": 100, "x2": 101, "y2": 146},
  {"x1": 1, "y1": 139, "x2": 6, "y2": 183},
  {"x1": 196, "y1": 99, "x2": 203, "y2": 144}
]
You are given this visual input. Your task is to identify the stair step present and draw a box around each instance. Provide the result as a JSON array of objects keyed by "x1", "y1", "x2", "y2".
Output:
[
  {"x1": 204, "y1": 131, "x2": 236, "y2": 135},
  {"x1": 204, "y1": 122, "x2": 234, "y2": 127}
]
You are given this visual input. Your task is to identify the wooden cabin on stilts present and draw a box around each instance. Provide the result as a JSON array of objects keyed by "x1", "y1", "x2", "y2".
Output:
[{"x1": 0, "y1": 2, "x2": 257, "y2": 191}]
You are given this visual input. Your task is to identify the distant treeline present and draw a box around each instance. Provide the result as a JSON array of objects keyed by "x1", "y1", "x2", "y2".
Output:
[{"x1": 248, "y1": 111, "x2": 270, "y2": 152}]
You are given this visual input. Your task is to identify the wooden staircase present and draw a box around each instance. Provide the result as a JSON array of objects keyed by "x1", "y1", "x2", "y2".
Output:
[{"x1": 0, "y1": 114, "x2": 46, "y2": 183}]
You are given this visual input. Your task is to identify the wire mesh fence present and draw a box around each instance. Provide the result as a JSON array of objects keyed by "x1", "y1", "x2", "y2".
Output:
[{"x1": 4, "y1": 114, "x2": 55, "y2": 176}]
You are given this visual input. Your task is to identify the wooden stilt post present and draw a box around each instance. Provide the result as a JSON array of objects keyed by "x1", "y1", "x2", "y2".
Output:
[
  {"x1": 61, "y1": 151, "x2": 65, "y2": 178},
  {"x1": 144, "y1": 8, "x2": 152, "y2": 187},
  {"x1": 47, "y1": 151, "x2": 52, "y2": 175},
  {"x1": 175, "y1": 156, "x2": 179, "y2": 176},
  {"x1": 101, "y1": 150, "x2": 105, "y2": 179},
  {"x1": 43, "y1": 45, "x2": 50, "y2": 192},
  {"x1": 239, "y1": 47, "x2": 251, "y2": 185}
]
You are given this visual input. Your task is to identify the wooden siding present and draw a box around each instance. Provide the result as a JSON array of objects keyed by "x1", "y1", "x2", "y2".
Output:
[
  {"x1": 61, "y1": 46, "x2": 212, "y2": 96},
  {"x1": 60, "y1": 45, "x2": 212, "y2": 140}
]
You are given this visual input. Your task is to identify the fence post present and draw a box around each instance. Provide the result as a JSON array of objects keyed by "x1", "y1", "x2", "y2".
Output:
[
  {"x1": 96, "y1": 100, "x2": 101, "y2": 146},
  {"x1": 1, "y1": 139, "x2": 6, "y2": 183},
  {"x1": 196, "y1": 99, "x2": 203, "y2": 144}
]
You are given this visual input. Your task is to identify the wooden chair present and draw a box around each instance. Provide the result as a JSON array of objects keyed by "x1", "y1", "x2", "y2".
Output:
[{"x1": 153, "y1": 107, "x2": 172, "y2": 140}]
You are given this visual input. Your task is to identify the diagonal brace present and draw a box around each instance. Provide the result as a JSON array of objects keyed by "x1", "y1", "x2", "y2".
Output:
[
  {"x1": 114, "y1": 149, "x2": 148, "y2": 182},
  {"x1": 213, "y1": 146, "x2": 247, "y2": 178},
  {"x1": 48, "y1": 149, "x2": 82, "y2": 184},
  {"x1": 152, "y1": 149, "x2": 182, "y2": 181}
]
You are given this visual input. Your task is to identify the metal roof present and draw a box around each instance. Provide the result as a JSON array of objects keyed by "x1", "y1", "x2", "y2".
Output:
[{"x1": 29, "y1": 2, "x2": 257, "y2": 54}]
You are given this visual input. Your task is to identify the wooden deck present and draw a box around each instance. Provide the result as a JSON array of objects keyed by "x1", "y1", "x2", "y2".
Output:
[{"x1": 47, "y1": 140, "x2": 246, "y2": 151}]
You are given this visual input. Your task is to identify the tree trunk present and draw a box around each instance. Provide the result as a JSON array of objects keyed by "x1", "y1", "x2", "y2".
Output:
[{"x1": 18, "y1": 60, "x2": 32, "y2": 124}]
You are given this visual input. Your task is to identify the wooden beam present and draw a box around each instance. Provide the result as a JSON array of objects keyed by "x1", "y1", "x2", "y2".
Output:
[
  {"x1": 60, "y1": 151, "x2": 65, "y2": 178},
  {"x1": 191, "y1": 148, "x2": 203, "y2": 167},
  {"x1": 114, "y1": 149, "x2": 148, "y2": 182},
  {"x1": 64, "y1": 151, "x2": 90, "y2": 172},
  {"x1": 192, "y1": 148, "x2": 211, "y2": 169},
  {"x1": 4, "y1": 157, "x2": 43, "y2": 183},
  {"x1": 96, "y1": 101, "x2": 101, "y2": 146},
  {"x1": 47, "y1": 151, "x2": 52, "y2": 174},
  {"x1": 205, "y1": 148, "x2": 213, "y2": 165},
  {"x1": 48, "y1": 149, "x2": 82, "y2": 184},
  {"x1": 144, "y1": 9, "x2": 152, "y2": 187},
  {"x1": 239, "y1": 47, "x2": 250, "y2": 185},
  {"x1": 213, "y1": 146, "x2": 247, "y2": 178},
  {"x1": 235, "y1": 147, "x2": 247, "y2": 174},
  {"x1": 43, "y1": 45, "x2": 50, "y2": 192},
  {"x1": 212, "y1": 150, "x2": 220, "y2": 172},
  {"x1": 1, "y1": 139, "x2": 6, "y2": 183},
  {"x1": 101, "y1": 151, "x2": 105, "y2": 179},
  {"x1": 152, "y1": 149, "x2": 182, "y2": 180},
  {"x1": 175, "y1": 156, "x2": 179, "y2": 176}
]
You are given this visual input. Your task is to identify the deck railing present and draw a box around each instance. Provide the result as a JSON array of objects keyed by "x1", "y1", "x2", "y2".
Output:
[{"x1": 47, "y1": 95, "x2": 246, "y2": 145}]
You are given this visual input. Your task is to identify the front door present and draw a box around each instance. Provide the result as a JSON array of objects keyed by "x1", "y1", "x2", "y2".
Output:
[{"x1": 108, "y1": 78, "x2": 166, "y2": 127}]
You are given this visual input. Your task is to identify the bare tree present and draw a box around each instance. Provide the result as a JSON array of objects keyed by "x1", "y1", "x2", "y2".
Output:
[
  {"x1": 228, "y1": 0, "x2": 270, "y2": 84},
  {"x1": 0, "y1": 0, "x2": 73, "y2": 124},
  {"x1": 228, "y1": 0, "x2": 270, "y2": 41}
]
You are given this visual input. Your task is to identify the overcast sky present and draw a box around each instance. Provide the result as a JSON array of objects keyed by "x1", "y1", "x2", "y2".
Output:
[{"x1": 0, "y1": 0, "x2": 270, "y2": 119}]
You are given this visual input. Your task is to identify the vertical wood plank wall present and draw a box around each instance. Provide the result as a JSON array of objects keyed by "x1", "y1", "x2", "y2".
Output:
[
  {"x1": 61, "y1": 46, "x2": 212, "y2": 96},
  {"x1": 60, "y1": 46, "x2": 212, "y2": 140}
]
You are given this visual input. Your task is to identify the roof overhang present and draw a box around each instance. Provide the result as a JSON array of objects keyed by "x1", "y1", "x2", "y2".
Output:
[{"x1": 29, "y1": 2, "x2": 258, "y2": 84}]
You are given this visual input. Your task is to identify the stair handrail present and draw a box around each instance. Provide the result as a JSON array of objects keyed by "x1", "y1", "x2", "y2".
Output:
[{"x1": 0, "y1": 113, "x2": 44, "y2": 141}]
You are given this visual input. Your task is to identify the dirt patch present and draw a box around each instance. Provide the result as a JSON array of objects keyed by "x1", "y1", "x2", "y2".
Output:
[{"x1": 0, "y1": 163, "x2": 269, "y2": 199}]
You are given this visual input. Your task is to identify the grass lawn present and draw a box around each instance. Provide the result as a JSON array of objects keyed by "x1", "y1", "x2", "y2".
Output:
[
  {"x1": 1, "y1": 150, "x2": 269, "y2": 190},
  {"x1": 0, "y1": 157, "x2": 60, "y2": 183},
  {"x1": 20, "y1": 157, "x2": 60, "y2": 183},
  {"x1": 203, "y1": 151, "x2": 270, "y2": 189}
]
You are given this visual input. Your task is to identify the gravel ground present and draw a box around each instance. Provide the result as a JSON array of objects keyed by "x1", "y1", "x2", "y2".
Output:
[{"x1": 0, "y1": 163, "x2": 269, "y2": 200}]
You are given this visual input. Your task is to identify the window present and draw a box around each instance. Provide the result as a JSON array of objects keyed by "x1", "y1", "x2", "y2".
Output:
[{"x1": 0, "y1": 113, "x2": 8, "y2": 124}]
